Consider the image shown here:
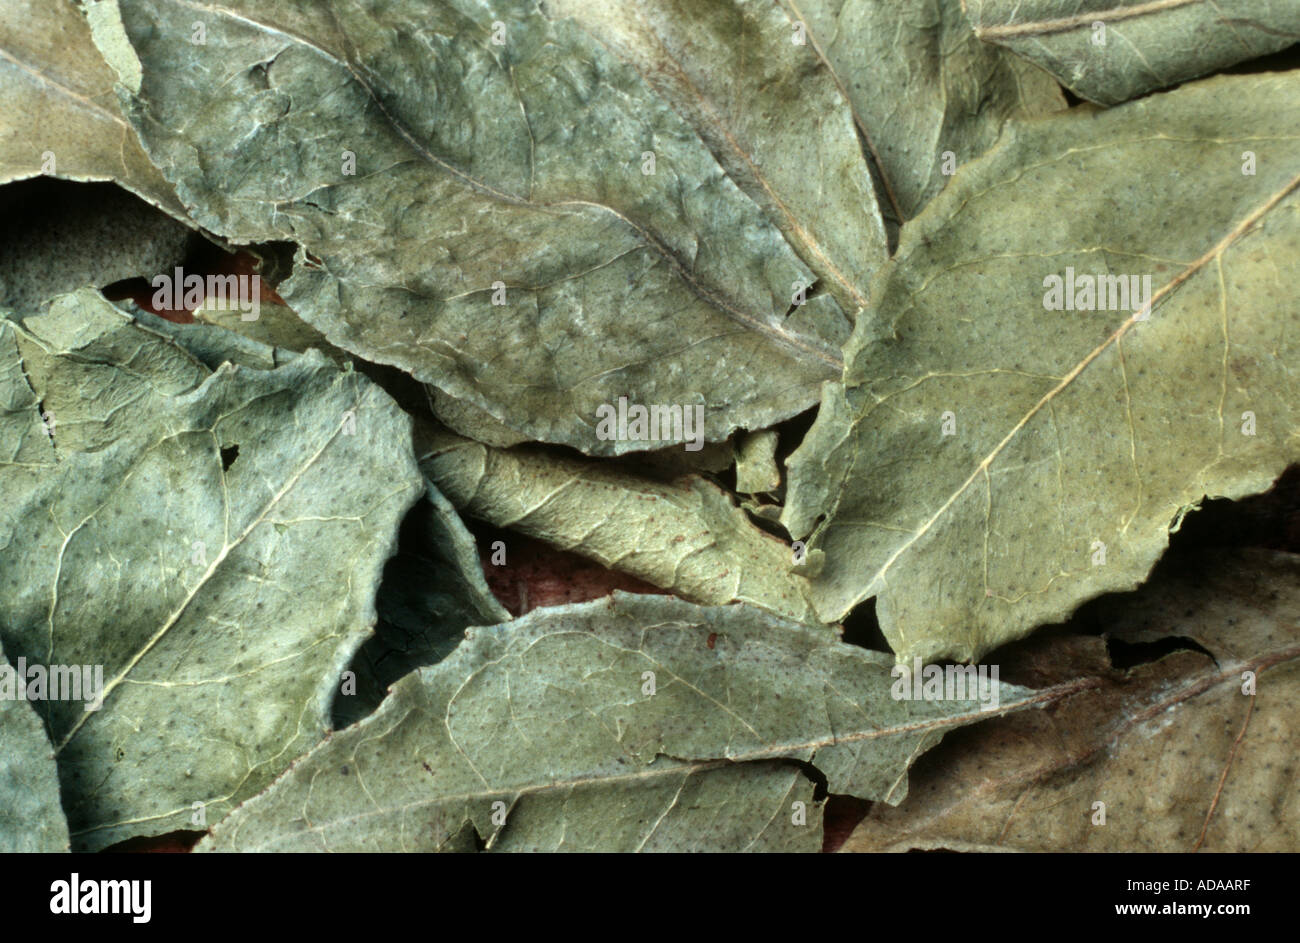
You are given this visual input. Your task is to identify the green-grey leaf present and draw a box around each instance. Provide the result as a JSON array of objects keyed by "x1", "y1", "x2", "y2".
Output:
[
  {"x1": 0, "y1": 289, "x2": 422, "y2": 849},
  {"x1": 200, "y1": 593, "x2": 1036, "y2": 852},
  {"x1": 420, "y1": 426, "x2": 821, "y2": 624},
  {"x1": 785, "y1": 72, "x2": 1300, "y2": 663},
  {"x1": 785, "y1": 0, "x2": 1066, "y2": 224},
  {"x1": 191, "y1": 292, "x2": 337, "y2": 362},
  {"x1": 94, "y1": 0, "x2": 860, "y2": 454},
  {"x1": 126, "y1": 303, "x2": 281, "y2": 371},
  {"x1": 735, "y1": 429, "x2": 781, "y2": 494},
  {"x1": 544, "y1": 0, "x2": 887, "y2": 315},
  {"x1": 429, "y1": 387, "x2": 531, "y2": 450},
  {"x1": 0, "y1": 640, "x2": 70, "y2": 853},
  {"x1": 0, "y1": 0, "x2": 186, "y2": 218},
  {"x1": 965, "y1": 0, "x2": 1300, "y2": 106}
]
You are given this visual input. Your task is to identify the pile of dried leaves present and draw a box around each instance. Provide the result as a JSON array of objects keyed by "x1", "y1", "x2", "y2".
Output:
[{"x1": 1, "y1": 0, "x2": 1296, "y2": 853}]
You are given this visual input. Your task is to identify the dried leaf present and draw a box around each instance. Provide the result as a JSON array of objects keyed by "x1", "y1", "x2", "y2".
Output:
[
  {"x1": 200, "y1": 593, "x2": 1037, "y2": 852},
  {"x1": 0, "y1": 0, "x2": 186, "y2": 218},
  {"x1": 786, "y1": 0, "x2": 1066, "y2": 224},
  {"x1": 785, "y1": 73, "x2": 1300, "y2": 662},
  {"x1": 0, "y1": 641, "x2": 69, "y2": 853},
  {"x1": 545, "y1": 0, "x2": 887, "y2": 314},
  {"x1": 93, "y1": 0, "x2": 870, "y2": 454},
  {"x1": 965, "y1": 0, "x2": 1300, "y2": 106},
  {"x1": 0, "y1": 289, "x2": 422, "y2": 848},
  {"x1": 843, "y1": 548, "x2": 1300, "y2": 852},
  {"x1": 429, "y1": 387, "x2": 531, "y2": 450},
  {"x1": 735, "y1": 429, "x2": 781, "y2": 494},
  {"x1": 420, "y1": 425, "x2": 821, "y2": 624}
]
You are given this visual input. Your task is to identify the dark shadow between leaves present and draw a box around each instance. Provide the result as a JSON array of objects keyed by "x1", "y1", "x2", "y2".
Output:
[
  {"x1": 330, "y1": 494, "x2": 475, "y2": 730},
  {"x1": 839, "y1": 597, "x2": 891, "y2": 655},
  {"x1": 99, "y1": 830, "x2": 205, "y2": 853},
  {"x1": 1105, "y1": 635, "x2": 1215, "y2": 671}
]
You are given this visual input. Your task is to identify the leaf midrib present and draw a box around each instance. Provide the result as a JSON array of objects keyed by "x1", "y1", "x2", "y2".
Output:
[
  {"x1": 586, "y1": 2, "x2": 871, "y2": 310},
  {"x1": 844, "y1": 168, "x2": 1300, "y2": 615},
  {"x1": 782, "y1": 0, "x2": 908, "y2": 224},
  {"x1": 968, "y1": 0, "x2": 1204, "y2": 40},
  {"x1": 220, "y1": 675, "x2": 1099, "y2": 850},
  {"x1": 157, "y1": 0, "x2": 844, "y2": 370}
]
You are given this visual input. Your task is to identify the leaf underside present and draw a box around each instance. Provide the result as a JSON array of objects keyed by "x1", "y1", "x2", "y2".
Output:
[
  {"x1": 201, "y1": 593, "x2": 1037, "y2": 852},
  {"x1": 786, "y1": 73, "x2": 1300, "y2": 663},
  {"x1": 0, "y1": 289, "x2": 421, "y2": 849}
]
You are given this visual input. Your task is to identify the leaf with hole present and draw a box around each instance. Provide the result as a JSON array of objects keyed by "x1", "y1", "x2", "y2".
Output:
[
  {"x1": 0, "y1": 289, "x2": 421, "y2": 849},
  {"x1": 90, "y1": 0, "x2": 890, "y2": 454}
]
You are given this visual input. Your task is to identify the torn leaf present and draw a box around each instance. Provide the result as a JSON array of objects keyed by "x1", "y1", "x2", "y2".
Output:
[
  {"x1": 843, "y1": 548, "x2": 1300, "y2": 852},
  {"x1": 94, "y1": 0, "x2": 864, "y2": 454},
  {"x1": 200, "y1": 593, "x2": 1037, "y2": 852},
  {"x1": 0, "y1": 289, "x2": 422, "y2": 849},
  {"x1": 785, "y1": 73, "x2": 1300, "y2": 663}
]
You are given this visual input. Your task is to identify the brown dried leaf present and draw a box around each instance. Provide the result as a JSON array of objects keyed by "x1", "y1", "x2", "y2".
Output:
[{"x1": 842, "y1": 547, "x2": 1300, "y2": 852}]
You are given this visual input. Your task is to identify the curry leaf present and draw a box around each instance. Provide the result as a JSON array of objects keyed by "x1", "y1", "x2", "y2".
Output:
[
  {"x1": 0, "y1": 0, "x2": 186, "y2": 218},
  {"x1": 785, "y1": 73, "x2": 1300, "y2": 663},
  {"x1": 0, "y1": 289, "x2": 422, "y2": 849},
  {"x1": 0, "y1": 641, "x2": 70, "y2": 853},
  {"x1": 965, "y1": 0, "x2": 1300, "y2": 106},
  {"x1": 419, "y1": 424, "x2": 821, "y2": 624},
  {"x1": 784, "y1": 0, "x2": 1066, "y2": 225},
  {"x1": 91, "y1": 0, "x2": 871, "y2": 454},
  {"x1": 843, "y1": 548, "x2": 1300, "y2": 852},
  {"x1": 199, "y1": 593, "x2": 1040, "y2": 852},
  {"x1": 544, "y1": 0, "x2": 887, "y2": 315}
]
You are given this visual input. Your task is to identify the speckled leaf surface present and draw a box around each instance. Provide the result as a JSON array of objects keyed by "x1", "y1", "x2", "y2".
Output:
[
  {"x1": 544, "y1": 0, "x2": 887, "y2": 315},
  {"x1": 0, "y1": 0, "x2": 185, "y2": 217},
  {"x1": 965, "y1": 0, "x2": 1300, "y2": 106},
  {"x1": 735, "y1": 429, "x2": 781, "y2": 494},
  {"x1": 0, "y1": 641, "x2": 70, "y2": 853},
  {"x1": 420, "y1": 425, "x2": 821, "y2": 624},
  {"x1": 92, "y1": 0, "x2": 864, "y2": 455},
  {"x1": 784, "y1": 0, "x2": 1065, "y2": 225},
  {"x1": 0, "y1": 289, "x2": 422, "y2": 849},
  {"x1": 0, "y1": 180, "x2": 192, "y2": 313},
  {"x1": 785, "y1": 73, "x2": 1300, "y2": 663},
  {"x1": 200, "y1": 593, "x2": 1039, "y2": 852},
  {"x1": 844, "y1": 548, "x2": 1300, "y2": 852}
]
